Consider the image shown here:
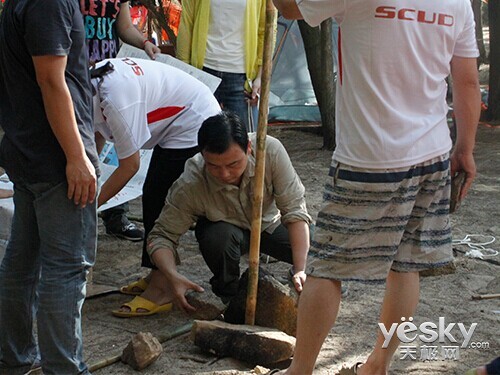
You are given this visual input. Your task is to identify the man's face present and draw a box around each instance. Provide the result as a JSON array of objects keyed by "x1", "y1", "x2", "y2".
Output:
[{"x1": 202, "y1": 141, "x2": 251, "y2": 186}]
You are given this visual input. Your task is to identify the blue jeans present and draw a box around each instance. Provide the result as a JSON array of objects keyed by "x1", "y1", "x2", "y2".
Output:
[
  {"x1": 203, "y1": 67, "x2": 250, "y2": 131},
  {"x1": 0, "y1": 180, "x2": 97, "y2": 375}
]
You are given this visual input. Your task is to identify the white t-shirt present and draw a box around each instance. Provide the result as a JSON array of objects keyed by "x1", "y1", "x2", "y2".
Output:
[
  {"x1": 297, "y1": 0, "x2": 479, "y2": 168},
  {"x1": 93, "y1": 58, "x2": 221, "y2": 159},
  {"x1": 204, "y1": 0, "x2": 246, "y2": 73}
]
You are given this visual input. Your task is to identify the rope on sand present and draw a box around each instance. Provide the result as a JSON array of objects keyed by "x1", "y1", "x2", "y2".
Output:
[{"x1": 453, "y1": 234, "x2": 499, "y2": 266}]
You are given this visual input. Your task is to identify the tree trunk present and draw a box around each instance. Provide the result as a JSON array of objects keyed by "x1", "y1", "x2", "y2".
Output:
[
  {"x1": 298, "y1": 20, "x2": 336, "y2": 150},
  {"x1": 487, "y1": 0, "x2": 500, "y2": 121},
  {"x1": 140, "y1": 0, "x2": 177, "y2": 47},
  {"x1": 319, "y1": 19, "x2": 336, "y2": 150},
  {"x1": 472, "y1": 0, "x2": 487, "y2": 65}
]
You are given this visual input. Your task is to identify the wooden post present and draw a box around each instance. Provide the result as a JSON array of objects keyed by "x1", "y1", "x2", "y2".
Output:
[{"x1": 245, "y1": 0, "x2": 277, "y2": 325}]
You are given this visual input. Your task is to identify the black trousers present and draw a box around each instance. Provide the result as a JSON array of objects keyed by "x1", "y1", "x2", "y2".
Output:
[
  {"x1": 101, "y1": 202, "x2": 129, "y2": 230},
  {"x1": 141, "y1": 145, "x2": 199, "y2": 268},
  {"x1": 195, "y1": 218, "x2": 293, "y2": 298}
]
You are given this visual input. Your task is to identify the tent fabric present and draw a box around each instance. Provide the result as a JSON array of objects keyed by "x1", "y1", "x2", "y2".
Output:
[{"x1": 269, "y1": 17, "x2": 338, "y2": 123}]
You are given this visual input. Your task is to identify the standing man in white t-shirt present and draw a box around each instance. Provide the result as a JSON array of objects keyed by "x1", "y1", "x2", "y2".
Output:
[
  {"x1": 272, "y1": 1, "x2": 480, "y2": 374},
  {"x1": 91, "y1": 58, "x2": 221, "y2": 317}
]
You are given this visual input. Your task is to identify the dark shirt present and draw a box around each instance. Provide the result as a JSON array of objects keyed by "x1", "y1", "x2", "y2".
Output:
[
  {"x1": 0, "y1": 0, "x2": 99, "y2": 183},
  {"x1": 80, "y1": 0, "x2": 129, "y2": 63}
]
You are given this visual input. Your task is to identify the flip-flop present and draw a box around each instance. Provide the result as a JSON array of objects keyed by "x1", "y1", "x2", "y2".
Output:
[
  {"x1": 119, "y1": 277, "x2": 149, "y2": 295},
  {"x1": 112, "y1": 296, "x2": 173, "y2": 318},
  {"x1": 335, "y1": 362, "x2": 363, "y2": 375}
]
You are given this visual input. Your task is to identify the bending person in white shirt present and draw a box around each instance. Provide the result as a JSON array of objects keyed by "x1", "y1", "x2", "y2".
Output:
[{"x1": 91, "y1": 57, "x2": 221, "y2": 317}]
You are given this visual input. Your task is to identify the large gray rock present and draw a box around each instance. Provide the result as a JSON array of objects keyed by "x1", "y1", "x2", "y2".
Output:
[
  {"x1": 121, "y1": 332, "x2": 163, "y2": 370},
  {"x1": 224, "y1": 268, "x2": 299, "y2": 336},
  {"x1": 191, "y1": 320, "x2": 295, "y2": 364}
]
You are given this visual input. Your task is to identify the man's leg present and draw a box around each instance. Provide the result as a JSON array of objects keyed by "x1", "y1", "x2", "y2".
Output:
[
  {"x1": 202, "y1": 67, "x2": 249, "y2": 131},
  {"x1": 195, "y1": 219, "x2": 246, "y2": 299},
  {"x1": 285, "y1": 276, "x2": 342, "y2": 375},
  {"x1": 134, "y1": 146, "x2": 198, "y2": 308},
  {"x1": 358, "y1": 271, "x2": 419, "y2": 375},
  {"x1": 0, "y1": 183, "x2": 40, "y2": 373},
  {"x1": 260, "y1": 224, "x2": 293, "y2": 263},
  {"x1": 35, "y1": 181, "x2": 96, "y2": 375},
  {"x1": 359, "y1": 154, "x2": 449, "y2": 374},
  {"x1": 141, "y1": 146, "x2": 199, "y2": 269},
  {"x1": 102, "y1": 202, "x2": 144, "y2": 242}
]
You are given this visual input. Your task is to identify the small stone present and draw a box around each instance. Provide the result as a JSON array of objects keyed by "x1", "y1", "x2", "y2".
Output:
[
  {"x1": 121, "y1": 332, "x2": 163, "y2": 370},
  {"x1": 186, "y1": 289, "x2": 227, "y2": 320}
]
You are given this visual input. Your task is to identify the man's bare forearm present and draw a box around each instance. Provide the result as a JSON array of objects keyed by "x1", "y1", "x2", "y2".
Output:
[
  {"x1": 287, "y1": 221, "x2": 310, "y2": 273},
  {"x1": 34, "y1": 55, "x2": 87, "y2": 162},
  {"x1": 33, "y1": 54, "x2": 97, "y2": 206},
  {"x1": 451, "y1": 57, "x2": 480, "y2": 155}
]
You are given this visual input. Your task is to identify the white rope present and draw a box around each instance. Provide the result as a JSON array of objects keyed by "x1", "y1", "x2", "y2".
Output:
[{"x1": 452, "y1": 234, "x2": 498, "y2": 259}]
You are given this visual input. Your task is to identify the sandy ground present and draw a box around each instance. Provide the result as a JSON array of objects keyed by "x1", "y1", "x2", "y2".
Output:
[{"x1": 84, "y1": 124, "x2": 500, "y2": 375}]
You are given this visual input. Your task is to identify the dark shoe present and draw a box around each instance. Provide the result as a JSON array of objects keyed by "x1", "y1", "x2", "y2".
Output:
[{"x1": 107, "y1": 221, "x2": 144, "y2": 242}]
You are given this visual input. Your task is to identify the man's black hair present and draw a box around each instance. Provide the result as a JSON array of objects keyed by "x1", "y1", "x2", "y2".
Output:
[
  {"x1": 90, "y1": 61, "x2": 114, "y2": 96},
  {"x1": 198, "y1": 111, "x2": 249, "y2": 154}
]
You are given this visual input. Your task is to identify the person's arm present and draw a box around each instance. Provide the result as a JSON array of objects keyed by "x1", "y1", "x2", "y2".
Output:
[
  {"x1": 151, "y1": 248, "x2": 204, "y2": 313},
  {"x1": 266, "y1": 137, "x2": 312, "y2": 291},
  {"x1": 116, "y1": 2, "x2": 160, "y2": 59},
  {"x1": 95, "y1": 132, "x2": 106, "y2": 154},
  {"x1": 247, "y1": 66, "x2": 262, "y2": 105},
  {"x1": 147, "y1": 173, "x2": 203, "y2": 312},
  {"x1": 272, "y1": 0, "x2": 303, "y2": 19},
  {"x1": 97, "y1": 151, "x2": 140, "y2": 207},
  {"x1": 176, "y1": 0, "x2": 195, "y2": 63},
  {"x1": 287, "y1": 221, "x2": 310, "y2": 292},
  {"x1": 450, "y1": 56, "x2": 480, "y2": 200},
  {"x1": 32, "y1": 55, "x2": 97, "y2": 207}
]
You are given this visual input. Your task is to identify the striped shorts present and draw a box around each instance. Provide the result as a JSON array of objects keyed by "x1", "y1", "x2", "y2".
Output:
[{"x1": 308, "y1": 153, "x2": 453, "y2": 283}]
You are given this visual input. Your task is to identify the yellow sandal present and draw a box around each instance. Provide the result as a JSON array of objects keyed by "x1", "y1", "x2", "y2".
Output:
[
  {"x1": 112, "y1": 296, "x2": 173, "y2": 318},
  {"x1": 119, "y1": 278, "x2": 149, "y2": 295}
]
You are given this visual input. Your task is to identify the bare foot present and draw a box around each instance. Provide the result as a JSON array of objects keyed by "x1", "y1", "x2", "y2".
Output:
[{"x1": 118, "y1": 271, "x2": 174, "y2": 313}]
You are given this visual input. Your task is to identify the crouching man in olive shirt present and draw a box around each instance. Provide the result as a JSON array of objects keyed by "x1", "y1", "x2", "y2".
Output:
[{"x1": 146, "y1": 111, "x2": 312, "y2": 312}]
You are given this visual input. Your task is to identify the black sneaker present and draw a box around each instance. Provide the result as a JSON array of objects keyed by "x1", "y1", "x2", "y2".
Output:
[{"x1": 107, "y1": 222, "x2": 144, "y2": 242}]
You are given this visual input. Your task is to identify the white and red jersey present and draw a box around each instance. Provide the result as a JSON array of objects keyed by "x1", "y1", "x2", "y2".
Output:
[
  {"x1": 93, "y1": 57, "x2": 221, "y2": 159},
  {"x1": 297, "y1": 0, "x2": 478, "y2": 168}
]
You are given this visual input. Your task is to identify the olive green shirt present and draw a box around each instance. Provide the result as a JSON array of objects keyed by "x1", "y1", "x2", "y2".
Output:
[{"x1": 147, "y1": 134, "x2": 312, "y2": 263}]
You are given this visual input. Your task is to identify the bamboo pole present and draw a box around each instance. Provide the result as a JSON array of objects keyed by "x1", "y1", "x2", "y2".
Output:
[
  {"x1": 88, "y1": 322, "x2": 193, "y2": 372},
  {"x1": 245, "y1": 0, "x2": 277, "y2": 325},
  {"x1": 472, "y1": 293, "x2": 500, "y2": 300}
]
